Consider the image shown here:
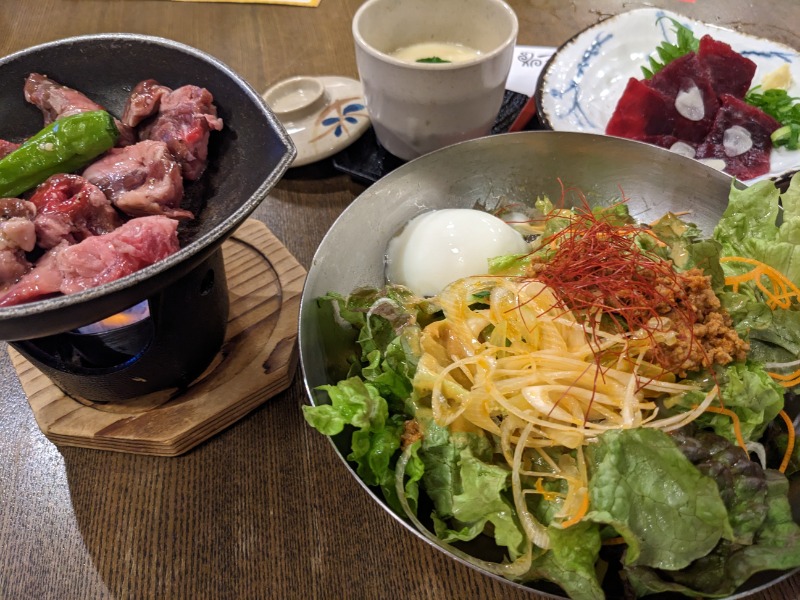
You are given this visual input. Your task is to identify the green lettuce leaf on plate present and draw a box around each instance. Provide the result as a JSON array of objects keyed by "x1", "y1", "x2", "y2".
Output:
[
  {"x1": 714, "y1": 173, "x2": 800, "y2": 285},
  {"x1": 713, "y1": 173, "x2": 800, "y2": 381},
  {"x1": 406, "y1": 417, "x2": 525, "y2": 560},
  {"x1": 302, "y1": 376, "x2": 405, "y2": 512},
  {"x1": 627, "y1": 470, "x2": 800, "y2": 598},
  {"x1": 671, "y1": 427, "x2": 769, "y2": 545},
  {"x1": 720, "y1": 290, "x2": 800, "y2": 364},
  {"x1": 585, "y1": 428, "x2": 732, "y2": 570},
  {"x1": 674, "y1": 362, "x2": 784, "y2": 445},
  {"x1": 649, "y1": 212, "x2": 725, "y2": 288},
  {"x1": 525, "y1": 522, "x2": 604, "y2": 600}
]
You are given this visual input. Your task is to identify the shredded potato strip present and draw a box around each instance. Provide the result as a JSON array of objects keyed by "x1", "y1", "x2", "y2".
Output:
[{"x1": 415, "y1": 275, "x2": 712, "y2": 537}]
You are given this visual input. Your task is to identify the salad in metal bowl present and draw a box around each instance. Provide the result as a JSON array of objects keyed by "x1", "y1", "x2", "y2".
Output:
[{"x1": 302, "y1": 141, "x2": 800, "y2": 598}]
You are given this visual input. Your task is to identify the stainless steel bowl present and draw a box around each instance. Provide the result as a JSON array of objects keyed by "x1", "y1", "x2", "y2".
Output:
[{"x1": 299, "y1": 131, "x2": 797, "y2": 599}]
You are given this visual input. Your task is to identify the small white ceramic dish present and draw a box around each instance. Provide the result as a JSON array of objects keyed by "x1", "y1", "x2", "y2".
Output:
[
  {"x1": 263, "y1": 75, "x2": 369, "y2": 167},
  {"x1": 535, "y1": 8, "x2": 800, "y2": 183}
]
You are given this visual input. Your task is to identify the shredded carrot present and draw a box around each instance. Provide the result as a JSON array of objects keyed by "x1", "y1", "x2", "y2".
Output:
[
  {"x1": 722, "y1": 257, "x2": 800, "y2": 386},
  {"x1": 601, "y1": 536, "x2": 626, "y2": 546},
  {"x1": 779, "y1": 410, "x2": 796, "y2": 474},
  {"x1": 560, "y1": 492, "x2": 589, "y2": 529},
  {"x1": 702, "y1": 405, "x2": 748, "y2": 454},
  {"x1": 534, "y1": 477, "x2": 560, "y2": 502},
  {"x1": 768, "y1": 369, "x2": 800, "y2": 388},
  {"x1": 769, "y1": 370, "x2": 800, "y2": 381},
  {"x1": 720, "y1": 256, "x2": 800, "y2": 310}
]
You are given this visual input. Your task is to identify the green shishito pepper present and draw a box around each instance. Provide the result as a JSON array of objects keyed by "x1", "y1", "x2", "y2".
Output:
[{"x1": 0, "y1": 109, "x2": 119, "y2": 198}]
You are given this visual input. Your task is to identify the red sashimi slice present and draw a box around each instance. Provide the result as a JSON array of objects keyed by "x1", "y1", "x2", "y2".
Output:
[
  {"x1": 646, "y1": 53, "x2": 719, "y2": 143},
  {"x1": 695, "y1": 94, "x2": 781, "y2": 180},
  {"x1": 605, "y1": 78, "x2": 678, "y2": 140},
  {"x1": 697, "y1": 35, "x2": 757, "y2": 99}
]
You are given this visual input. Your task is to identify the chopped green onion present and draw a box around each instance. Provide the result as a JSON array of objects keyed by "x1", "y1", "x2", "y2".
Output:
[{"x1": 745, "y1": 86, "x2": 800, "y2": 150}]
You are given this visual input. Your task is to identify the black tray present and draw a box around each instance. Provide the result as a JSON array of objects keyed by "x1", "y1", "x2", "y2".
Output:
[{"x1": 332, "y1": 89, "x2": 540, "y2": 184}]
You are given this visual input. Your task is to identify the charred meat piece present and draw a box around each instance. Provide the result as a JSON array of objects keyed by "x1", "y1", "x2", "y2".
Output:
[
  {"x1": 29, "y1": 174, "x2": 123, "y2": 249},
  {"x1": 0, "y1": 250, "x2": 32, "y2": 290},
  {"x1": 0, "y1": 215, "x2": 180, "y2": 306},
  {"x1": 0, "y1": 140, "x2": 20, "y2": 159},
  {"x1": 0, "y1": 241, "x2": 63, "y2": 305},
  {"x1": 0, "y1": 198, "x2": 36, "y2": 252},
  {"x1": 136, "y1": 82, "x2": 223, "y2": 180},
  {"x1": 121, "y1": 79, "x2": 172, "y2": 127},
  {"x1": 59, "y1": 215, "x2": 180, "y2": 294},
  {"x1": 82, "y1": 140, "x2": 192, "y2": 220},
  {"x1": 0, "y1": 198, "x2": 37, "y2": 289},
  {"x1": 24, "y1": 73, "x2": 136, "y2": 146},
  {"x1": 24, "y1": 73, "x2": 103, "y2": 123}
]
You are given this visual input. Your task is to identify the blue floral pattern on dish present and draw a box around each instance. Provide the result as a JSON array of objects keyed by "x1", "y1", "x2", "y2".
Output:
[
  {"x1": 548, "y1": 32, "x2": 613, "y2": 129},
  {"x1": 311, "y1": 100, "x2": 368, "y2": 143},
  {"x1": 537, "y1": 7, "x2": 800, "y2": 183},
  {"x1": 320, "y1": 102, "x2": 366, "y2": 138}
]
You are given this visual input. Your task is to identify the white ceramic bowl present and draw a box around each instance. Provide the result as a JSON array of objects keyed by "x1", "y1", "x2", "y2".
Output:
[{"x1": 352, "y1": 0, "x2": 518, "y2": 160}]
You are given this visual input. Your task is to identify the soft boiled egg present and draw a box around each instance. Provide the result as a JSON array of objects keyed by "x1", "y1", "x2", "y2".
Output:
[{"x1": 385, "y1": 208, "x2": 530, "y2": 297}]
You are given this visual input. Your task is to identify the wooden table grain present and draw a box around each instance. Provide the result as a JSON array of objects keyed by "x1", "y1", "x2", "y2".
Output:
[{"x1": 0, "y1": 1, "x2": 799, "y2": 599}]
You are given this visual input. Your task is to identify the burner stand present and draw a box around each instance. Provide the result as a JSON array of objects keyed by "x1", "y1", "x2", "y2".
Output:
[{"x1": 8, "y1": 220, "x2": 305, "y2": 456}]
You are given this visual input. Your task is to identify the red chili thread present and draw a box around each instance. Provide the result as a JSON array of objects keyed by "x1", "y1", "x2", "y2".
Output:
[{"x1": 526, "y1": 200, "x2": 702, "y2": 380}]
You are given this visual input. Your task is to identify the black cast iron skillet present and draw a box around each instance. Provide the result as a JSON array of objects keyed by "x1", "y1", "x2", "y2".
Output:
[{"x1": 0, "y1": 33, "x2": 295, "y2": 341}]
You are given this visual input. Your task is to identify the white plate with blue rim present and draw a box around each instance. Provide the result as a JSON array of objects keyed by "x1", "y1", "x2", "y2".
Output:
[{"x1": 534, "y1": 7, "x2": 800, "y2": 184}]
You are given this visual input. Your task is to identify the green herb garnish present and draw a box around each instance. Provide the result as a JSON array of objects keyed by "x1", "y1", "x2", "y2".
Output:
[
  {"x1": 745, "y1": 86, "x2": 800, "y2": 150},
  {"x1": 641, "y1": 17, "x2": 700, "y2": 79},
  {"x1": 416, "y1": 56, "x2": 451, "y2": 64}
]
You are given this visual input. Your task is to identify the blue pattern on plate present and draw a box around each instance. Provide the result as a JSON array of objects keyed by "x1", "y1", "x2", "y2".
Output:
[
  {"x1": 548, "y1": 32, "x2": 613, "y2": 129},
  {"x1": 654, "y1": 12, "x2": 796, "y2": 65},
  {"x1": 656, "y1": 11, "x2": 793, "y2": 64},
  {"x1": 741, "y1": 50, "x2": 795, "y2": 62},
  {"x1": 322, "y1": 103, "x2": 366, "y2": 137}
]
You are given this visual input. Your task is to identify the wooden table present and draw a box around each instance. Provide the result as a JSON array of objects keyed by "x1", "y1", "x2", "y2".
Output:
[{"x1": 1, "y1": 1, "x2": 799, "y2": 598}]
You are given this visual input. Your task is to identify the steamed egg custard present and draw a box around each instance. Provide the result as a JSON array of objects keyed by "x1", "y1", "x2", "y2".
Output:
[
  {"x1": 385, "y1": 208, "x2": 529, "y2": 296},
  {"x1": 389, "y1": 42, "x2": 482, "y2": 64}
]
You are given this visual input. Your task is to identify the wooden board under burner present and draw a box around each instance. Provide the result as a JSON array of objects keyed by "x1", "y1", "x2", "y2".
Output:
[{"x1": 8, "y1": 219, "x2": 306, "y2": 456}]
